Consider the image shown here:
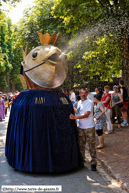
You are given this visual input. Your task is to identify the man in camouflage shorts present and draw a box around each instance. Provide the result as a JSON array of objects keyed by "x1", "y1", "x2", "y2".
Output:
[{"x1": 70, "y1": 88, "x2": 97, "y2": 171}]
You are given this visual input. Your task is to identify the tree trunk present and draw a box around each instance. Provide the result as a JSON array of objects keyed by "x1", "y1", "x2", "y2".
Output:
[
  {"x1": 6, "y1": 75, "x2": 10, "y2": 93},
  {"x1": 0, "y1": 86, "x2": 4, "y2": 92},
  {"x1": 119, "y1": 0, "x2": 126, "y2": 8},
  {"x1": 12, "y1": 83, "x2": 15, "y2": 93}
]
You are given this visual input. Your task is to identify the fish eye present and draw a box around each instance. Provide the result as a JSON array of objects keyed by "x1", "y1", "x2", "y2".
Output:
[{"x1": 32, "y1": 51, "x2": 38, "y2": 59}]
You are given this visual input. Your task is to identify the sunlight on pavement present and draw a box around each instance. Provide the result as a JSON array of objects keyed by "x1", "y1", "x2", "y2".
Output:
[{"x1": 87, "y1": 175, "x2": 95, "y2": 182}]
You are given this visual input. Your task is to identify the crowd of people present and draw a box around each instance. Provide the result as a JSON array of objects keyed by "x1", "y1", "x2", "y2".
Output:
[
  {"x1": 0, "y1": 80, "x2": 128, "y2": 171},
  {"x1": 69, "y1": 80, "x2": 128, "y2": 171},
  {"x1": 0, "y1": 91, "x2": 20, "y2": 121}
]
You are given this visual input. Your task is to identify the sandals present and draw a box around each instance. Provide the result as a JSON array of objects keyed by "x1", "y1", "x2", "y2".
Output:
[
  {"x1": 105, "y1": 131, "x2": 112, "y2": 134},
  {"x1": 96, "y1": 144, "x2": 105, "y2": 149}
]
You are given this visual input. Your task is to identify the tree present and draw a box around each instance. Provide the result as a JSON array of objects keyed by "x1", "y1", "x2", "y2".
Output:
[
  {"x1": 52, "y1": 0, "x2": 129, "y2": 92},
  {"x1": 0, "y1": 12, "x2": 12, "y2": 91},
  {"x1": 12, "y1": 0, "x2": 70, "y2": 53},
  {"x1": 52, "y1": 0, "x2": 129, "y2": 33},
  {"x1": 67, "y1": 34, "x2": 122, "y2": 84},
  {"x1": 0, "y1": 0, "x2": 21, "y2": 6},
  {"x1": 5, "y1": 0, "x2": 70, "y2": 91},
  {"x1": 7, "y1": 19, "x2": 22, "y2": 92}
]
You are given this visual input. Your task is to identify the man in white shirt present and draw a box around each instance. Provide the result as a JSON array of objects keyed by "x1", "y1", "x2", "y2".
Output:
[
  {"x1": 69, "y1": 88, "x2": 97, "y2": 171},
  {"x1": 86, "y1": 88, "x2": 95, "y2": 104},
  {"x1": 70, "y1": 89, "x2": 76, "y2": 104}
]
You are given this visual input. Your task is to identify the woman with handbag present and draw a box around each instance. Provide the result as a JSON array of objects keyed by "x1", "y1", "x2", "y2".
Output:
[
  {"x1": 111, "y1": 85, "x2": 123, "y2": 131},
  {"x1": 102, "y1": 85, "x2": 113, "y2": 134}
]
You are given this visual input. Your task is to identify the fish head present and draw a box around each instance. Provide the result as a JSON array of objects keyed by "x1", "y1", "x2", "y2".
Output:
[{"x1": 21, "y1": 44, "x2": 67, "y2": 88}]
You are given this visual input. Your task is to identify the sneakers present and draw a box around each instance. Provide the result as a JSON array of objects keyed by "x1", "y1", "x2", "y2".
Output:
[
  {"x1": 117, "y1": 127, "x2": 121, "y2": 131},
  {"x1": 91, "y1": 164, "x2": 97, "y2": 171},
  {"x1": 121, "y1": 122, "x2": 128, "y2": 127},
  {"x1": 105, "y1": 131, "x2": 112, "y2": 135}
]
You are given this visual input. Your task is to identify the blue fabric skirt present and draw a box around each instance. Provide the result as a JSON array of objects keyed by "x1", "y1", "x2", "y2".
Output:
[{"x1": 5, "y1": 89, "x2": 81, "y2": 172}]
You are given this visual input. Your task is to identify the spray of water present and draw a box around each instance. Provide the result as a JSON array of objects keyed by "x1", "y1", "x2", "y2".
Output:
[{"x1": 62, "y1": 16, "x2": 129, "y2": 54}]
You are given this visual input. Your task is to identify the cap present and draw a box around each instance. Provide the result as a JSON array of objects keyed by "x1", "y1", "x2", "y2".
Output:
[{"x1": 113, "y1": 85, "x2": 118, "y2": 88}]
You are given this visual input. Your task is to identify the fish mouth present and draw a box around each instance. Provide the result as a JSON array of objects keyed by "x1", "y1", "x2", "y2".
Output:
[
  {"x1": 47, "y1": 53, "x2": 67, "y2": 64},
  {"x1": 47, "y1": 52, "x2": 68, "y2": 74},
  {"x1": 48, "y1": 53, "x2": 62, "y2": 63}
]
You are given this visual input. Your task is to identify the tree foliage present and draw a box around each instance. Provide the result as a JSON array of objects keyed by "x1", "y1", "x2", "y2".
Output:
[
  {"x1": 1, "y1": 0, "x2": 129, "y2": 91},
  {"x1": 13, "y1": 0, "x2": 70, "y2": 53},
  {"x1": 0, "y1": 11, "x2": 22, "y2": 91},
  {"x1": 70, "y1": 35, "x2": 122, "y2": 82},
  {"x1": 0, "y1": 12, "x2": 12, "y2": 89},
  {"x1": 52, "y1": 0, "x2": 129, "y2": 32},
  {"x1": 1, "y1": 0, "x2": 70, "y2": 91},
  {"x1": 52, "y1": 0, "x2": 129, "y2": 87},
  {"x1": 0, "y1": 0, "x2": 21, "y2": 6}
]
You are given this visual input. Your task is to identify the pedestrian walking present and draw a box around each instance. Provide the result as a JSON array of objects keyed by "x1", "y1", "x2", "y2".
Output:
[
  {"x1": 8, "y1": 93, "x2": 13, "y2": 111},
  {"x1": 94, "y1": 94, "x2": 107, "y2": 149},
  {"x1": 95, "y1": 87, "x2": 103, "y2": 98},
  {"x1": 119, "y1": 80, "x2": 128, "y2": 126},
  {"x1": 70, "y1": 89, "x2": 76, "y2": 104},
  {"x1": 86, "y1": 88, "x2": 95, "y2": 104},
  {"x1": 0, "y1": 92, "x2": 5, "y2": 121},
  {"x1": 102, "y1": 85, "x2": 113, "y2": 134},
  {"x1": 4, "y1": 94, "x2": 8, "y2": 116},
  {"x1": 111, "y1": 85, "x2": 123, "y2": 131},
  {"x1": 14, "y1": 90, "x2": 20, "y2": 99},
  {"x1": 69, "y1": 88, "x2": 97, "y2": 171},
  {"x1": 73, "y1": 95, "x2": 81, "y2": 127}
]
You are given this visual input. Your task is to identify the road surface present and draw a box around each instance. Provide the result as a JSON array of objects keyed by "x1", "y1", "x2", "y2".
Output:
[{"x1": 0, "y1": 110, "x2": 115, "y2": 193}]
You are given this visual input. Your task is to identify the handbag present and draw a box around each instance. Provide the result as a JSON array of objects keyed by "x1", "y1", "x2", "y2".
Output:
[
  {"x1": 104, "y1": 103, "x2": 110, "y2": 112},
  {"x1": 104, "y1": 107, "x2": 108, "y2": 112}
]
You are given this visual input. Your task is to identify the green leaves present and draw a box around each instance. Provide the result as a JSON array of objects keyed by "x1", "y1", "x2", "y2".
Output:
[
  {"x1": 0, "y1": 0, "x2": 71, "y2": 90},
  {"x1": 52, "y1": 0, "x2": 105, "y2": 33},
  {"x1": 1, "y1": 0, "x2": 127, "y2": 90},
  {"x1": 66, "y1": 34, "x2": 122, "y2": 85},
  {"x1": 1, "y1": 0, "x2": 21, "y2": 6},
  {"x1": 0, "y1": 11, "x2": 22, "y2": 90},
  {"x1": 0, "y1": 12, "x2": 12, "y2": 76},
  {"x1": 0, "y1": 48, "x2": 6, "y2": 73}
]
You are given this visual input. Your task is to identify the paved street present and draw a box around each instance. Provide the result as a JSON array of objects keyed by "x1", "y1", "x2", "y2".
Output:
[{"x1": 0, "y1": 111, "x2": 115, "y2": 193}]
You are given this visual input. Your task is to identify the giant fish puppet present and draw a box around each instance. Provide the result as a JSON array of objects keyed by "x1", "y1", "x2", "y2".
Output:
[{"x1": 5, "y1": 31, "x2": 82, "y2": 172}]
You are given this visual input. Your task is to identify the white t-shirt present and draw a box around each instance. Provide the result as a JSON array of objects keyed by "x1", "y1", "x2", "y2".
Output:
[
  {"x1": 77, "y1": 99, "x2": 95, "y2": 129},
  {"x1": 70, "y1": 92, "x2": 76, "y2": 102},
  {"x1": 87, "y1": 92, "x2": 95, "y2": 103}
]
